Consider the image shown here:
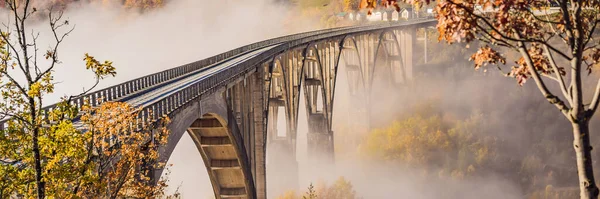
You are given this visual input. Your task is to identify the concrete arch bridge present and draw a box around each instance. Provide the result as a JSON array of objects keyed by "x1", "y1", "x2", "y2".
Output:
[{"x1": 1, "y1": 18, "x2": 436, "y2": 199}]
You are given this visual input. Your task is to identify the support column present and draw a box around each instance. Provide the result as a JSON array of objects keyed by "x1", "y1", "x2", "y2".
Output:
[
  {"x1": 307, "y1": 116, "x2": 334, "y2": 164},
  {"x1": 266, "y1": 55, "x2": 299, "y2": 197},
  {"x1": 401, "y1": 28, "x2": 415, "y2": 81},
  {"x1": 423, "y1": 27, "x2": 428, "y2": 64},
  {"x1": 251, "y1": 69, "x2": 266, "y2": 199},
  {"x1": 305, "y1": 46, "x2": 334, "y2": 165}
]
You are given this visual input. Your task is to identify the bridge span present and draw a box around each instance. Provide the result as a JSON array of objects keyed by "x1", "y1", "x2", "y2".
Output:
[{"x1": 1, "y1": 18, "x2": 436, "y2": 199}]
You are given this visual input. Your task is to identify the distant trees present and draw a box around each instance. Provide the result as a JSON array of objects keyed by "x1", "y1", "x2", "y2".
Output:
[
  {"x1": 359, "y1": 102, "x2": 497, "y2": 180},
  {"x1": 276, "y1": 177, "x2": 359, "y2": 199},
  {"x1": 123, "y1": 0, "x2": 164, "y2": 10},
  {"x1": 408, "y1": 1, "x2": 600, "y2": 198},
  {"x1": 0, "y1": 1, "x2": 174, "y2": 198},
  {"x1": 0, "y1": 0, "x2": 166, "y2": 11},
  {"x1": 316, "y1": 177, "x2": 358, "y2": 199},
  {"x1": 342, "y1": 0, "x2": 359, "y2": 12}
]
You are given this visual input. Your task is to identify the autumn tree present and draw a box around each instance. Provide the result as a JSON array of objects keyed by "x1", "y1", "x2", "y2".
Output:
[
  {"x1": 343, "y1": 0, "x2": 360, "y2": 12},
  {"x1": 304, "y1": 184, "x2": 318, "y2": 199},
  {"x1": 123, "y1": 0, "x2": 163, "y2": 10},
  {"x1": 404, "y1": 0, "x2": 600, "y2": 198},
  {"x1": 0, "y1": 0, "x2": 173, "y2": 198},
  {"x1": 315, "y1": 177, "x2": 357, "y2": 199},
  {"x1": 363, "y1": 0, "x2": 401, "y2": 14},
  {"x1": 74, "y1": 102, "x2": 173, "y2": 198},
  {"x1": 276, "y1": 178, "x2": 359, "y2": 199},
  {"x1": 359, "y1": 103, "x2": 497, "y2": 178}
]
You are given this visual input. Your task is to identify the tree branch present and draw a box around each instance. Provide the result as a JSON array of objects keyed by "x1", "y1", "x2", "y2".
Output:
[
  {"x1": 544, "y1": 44, "x2": 572, "y2": 106},
  {"x1": 588, "y1": 78, "x2": 600, "y2": 118},
  {"x1": 0, "y1": 70, "x2": 27, "y2": 95},
  {"x1": 0, "y1": 29, "x2": 28, "y2": 80},
  {"x1": 560, "y1": 0, "x2": 576, "y2": 51},
  {"x1": 33, "y1": 10, "x2": 75, "y2": 83},
  {"x1": 448, "y1": 1, "x2": 573, "y2": 60},
  {"x1": 525, "y1": 8, "x2": 562, "y2": 25},
  {"x1": 517, "y1": 39, "x2": 571, "y2": 120}
]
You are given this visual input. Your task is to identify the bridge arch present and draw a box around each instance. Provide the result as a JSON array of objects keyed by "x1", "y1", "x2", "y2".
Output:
[
  {"x1": 156, "y1": 93, "x2": 256, "y2": 199},
  {"x1": 334, "y1": 35, "x2": 366, "y2": 99},
  {"x1": 298, "y1": 43, "x2": 336, "y2": 162},
  {"x1": 187, "y1": 113, "x2": 254, "y2": 199},
  {"x1": 372, "y1": 30, "x2": 407, "y2": 88}
]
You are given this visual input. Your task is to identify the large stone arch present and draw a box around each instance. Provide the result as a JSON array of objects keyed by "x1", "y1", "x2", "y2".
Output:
[{"x1": 157, "y1": 93, "x2": 256, "y2": 199}]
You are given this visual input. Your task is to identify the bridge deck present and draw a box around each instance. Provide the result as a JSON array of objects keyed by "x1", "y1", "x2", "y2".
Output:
[{"x1": 125, "y1": 45, "x2": 278, "y2": 107}]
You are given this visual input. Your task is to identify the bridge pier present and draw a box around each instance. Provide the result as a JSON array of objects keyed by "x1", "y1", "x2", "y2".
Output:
[
  {"x1": 265, "y1": 53, "x2": 302, "y2": 197},
  {"x1": 398, "y1": 28, "x2": 415, "y2": 81},
  {"x1": 251, "y1": 68, "x2": 267, "y2": 199},
  {"x1": 302, "y1": 43, "x2": 338, "y2": 165},
  {"x1": 307, "y1": 115, "x2": 334, "y2": 164}
]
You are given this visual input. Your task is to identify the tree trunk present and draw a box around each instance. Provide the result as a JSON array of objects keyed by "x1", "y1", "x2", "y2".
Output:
[
  {"x1": 572, "y1": 121, "x2": 599, "y2": 199},
  {"x1": 33, "y1": 126, "x2": 44, "y2": 199},
  {"x1": 29, "y1": 97, "x2": 44, "y2": 199}
]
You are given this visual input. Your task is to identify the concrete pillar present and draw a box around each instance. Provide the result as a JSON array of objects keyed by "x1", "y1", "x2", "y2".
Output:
[
  {"x1": 305, "y1": 47, "x2": 334, "y2": 165},
  {"x1": 400, "y1": 28, "x2": 415, "y2": 81},
  {"x1": 251, "y1": 69, "x2": 267, "y2": 199},
  {"x1": 424, "y1": 27, "x2": 428, "y2": 64},
  {"x1": 307, "y1": 124, "x2": 334, "y2": 164}
]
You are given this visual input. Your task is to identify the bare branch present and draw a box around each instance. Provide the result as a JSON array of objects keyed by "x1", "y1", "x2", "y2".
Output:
[
  {"x1": 33, "y1": 10, "x2": 75, "y2": 83},
  {"x1": 588, "y1": 79, "x2": 600, "y2": 118},
  {"x1": 516, "y1": 38, "x2": 571, "y2": 120},
  {"x1": 541, "y1": 73, "x2": 561, "y2": 82},
  {"x1": 544, "y1": 44, "x2": 572, "y2": 106},
  {"x1": 30, "y1": 30, "x2": 40, "y2": 76}
]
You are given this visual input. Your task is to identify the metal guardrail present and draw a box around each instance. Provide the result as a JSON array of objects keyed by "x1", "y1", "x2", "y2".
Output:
[{"x1": 0, "y1": 17, "x2": 436, "y2": 129}]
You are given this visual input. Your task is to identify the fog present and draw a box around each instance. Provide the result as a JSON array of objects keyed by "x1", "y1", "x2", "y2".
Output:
[
  {"x1": 284, "y1": 52, "x2": 526, "y2": 199},
  {"x1": 4, "y1": 0, "x2": 590, "y2": 198},
  {"x1": 6, "y1": 0, "x2": 319, "y2": 104}
]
